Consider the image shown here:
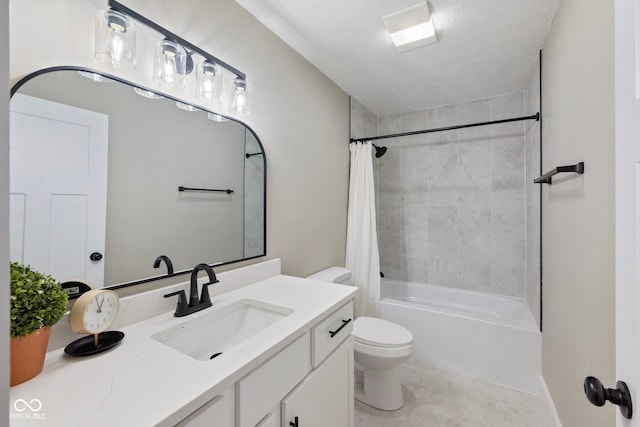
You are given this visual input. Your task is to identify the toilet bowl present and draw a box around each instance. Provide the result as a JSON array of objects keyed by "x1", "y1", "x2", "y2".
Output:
[{"x1": 306, "y1": 267, "x2": 415, "y2": 411}]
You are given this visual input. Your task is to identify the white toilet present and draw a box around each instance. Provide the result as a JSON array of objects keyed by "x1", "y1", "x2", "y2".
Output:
[{"x1": 306, "y1": 267, "x2": 415, "y2": 411}]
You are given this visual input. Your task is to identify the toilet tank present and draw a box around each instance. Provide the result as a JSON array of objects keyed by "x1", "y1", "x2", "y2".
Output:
[{"x1": 306, "y1": 266, "x2": 353, "y2": 285}]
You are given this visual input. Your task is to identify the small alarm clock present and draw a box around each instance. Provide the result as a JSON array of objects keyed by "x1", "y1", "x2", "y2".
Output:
[{"x1": 65, "y1": 289, "x2": 124, "y2": 357}]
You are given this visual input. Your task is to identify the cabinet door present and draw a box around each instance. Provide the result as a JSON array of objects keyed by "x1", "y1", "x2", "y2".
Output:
[
  {"x1": 282, "y1": 337, "x2": 353, "y2": 427},
  {"x1": 175, "y1": 387, "x2": 235, "y2": 427},
  {"x1": 255, "y1": 407, "x2": 280, "y2": 427}
]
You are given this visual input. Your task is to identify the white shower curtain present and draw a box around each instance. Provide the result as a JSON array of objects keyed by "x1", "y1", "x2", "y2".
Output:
[{"x1": 345, "y1": 142, "x2": 381, "y2": 318}]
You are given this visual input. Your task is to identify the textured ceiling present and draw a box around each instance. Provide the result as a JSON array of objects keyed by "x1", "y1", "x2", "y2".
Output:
[{"x1": 234, "y1": 0, "x2": 558, "y2": 117}]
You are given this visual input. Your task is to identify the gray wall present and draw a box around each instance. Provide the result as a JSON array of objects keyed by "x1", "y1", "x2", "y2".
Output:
[
  {"x1": 1, "y1": 0, "x2": 9, "y2": 420},
  {"x1": 9, "y1": 0, "x2": 349, "y2": 289},
  {"x1": 373, "y1": 93, "x2": 528, "y2": 299},
  {"x1": 350, "y1": 97, "x2": 378, "y2": 141},
  {"x1": 541, "y1": 0, "x2": 615, "y2": 425},
  {"x1": 525, "y1": 57, "x2": 541, "y2": 329}
]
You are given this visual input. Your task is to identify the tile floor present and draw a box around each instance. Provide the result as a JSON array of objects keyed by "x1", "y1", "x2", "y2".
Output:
[{"x1": 355, "y1": 358, "x2": 547, "y2": 427}]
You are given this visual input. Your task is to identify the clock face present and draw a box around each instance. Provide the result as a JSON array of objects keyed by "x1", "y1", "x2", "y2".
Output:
[{"x1": 69, "y1": 290, "x2": 120, "y2": 334}]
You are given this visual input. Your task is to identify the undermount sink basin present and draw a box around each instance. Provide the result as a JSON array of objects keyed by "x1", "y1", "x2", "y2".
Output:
[{"x1": 152, "y1": 299, "x2": 294, "y2": 361}]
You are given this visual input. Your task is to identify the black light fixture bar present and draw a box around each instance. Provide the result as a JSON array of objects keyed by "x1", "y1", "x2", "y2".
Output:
[
  {"x1": 350, "y1": 112, "x2": 540, "y2": 143},
  {"x1": 108, "y1": 0, "x2": 246, "y2": 80}
]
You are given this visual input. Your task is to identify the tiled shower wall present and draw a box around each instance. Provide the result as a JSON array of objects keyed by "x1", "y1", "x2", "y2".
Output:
[
  {"x1": 352, "y1": 93, "x2": 529, "y2": 299},
  {"x1": 525, "y1": 59, "x2": 542, "y2": 327}
]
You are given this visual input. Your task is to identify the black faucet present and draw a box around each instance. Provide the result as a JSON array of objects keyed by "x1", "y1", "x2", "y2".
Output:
[
  {"x1": 153, "y1": 255, "x2": 174, "y2": 276},
  {"x1": 163, "y1": 263, "x2": 219, "y2": 317}
]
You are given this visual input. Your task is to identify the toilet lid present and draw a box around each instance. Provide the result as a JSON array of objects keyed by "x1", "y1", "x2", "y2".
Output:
[{"x1": 353, "y1": 317, "x2": 413, "y2": 348}]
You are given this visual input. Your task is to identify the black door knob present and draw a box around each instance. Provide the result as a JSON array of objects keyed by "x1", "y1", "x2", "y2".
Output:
[
  {"x1": 584, "y1": 376, "x2": 632, "y2": 419},
  {"x1": 89, "y1": 252, "x2": 103, "y2": 262}
]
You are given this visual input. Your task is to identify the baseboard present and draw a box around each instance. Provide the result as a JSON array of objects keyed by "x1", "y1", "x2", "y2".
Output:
[{"x1": 539, "y1": 375, "x2": 563, "y2": 427}]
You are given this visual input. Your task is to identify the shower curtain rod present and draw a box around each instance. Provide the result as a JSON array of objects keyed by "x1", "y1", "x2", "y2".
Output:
[{"x1": 349, "y1": 112, "x2": 540, "y2": 143}]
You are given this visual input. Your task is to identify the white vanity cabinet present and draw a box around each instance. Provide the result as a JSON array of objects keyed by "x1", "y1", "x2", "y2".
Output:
[
  {"x1": 237, "y1": 333, "x2": 312, "y2": 427},
  {"x1": 238, "y1": 301, "x2": 354, "y2": 427},
  {"x1": 9, "y1": 270, "x2": 358, "y2": 427},
  {"x1": 175, "y1": 387, "x2": 235, "y2": 427},
  {"x1": 173, "y1": 300, "x2": 354, "y2": 427},
  {"x1": 282, "y1": 337, "x2": 354, "y2": 427}
]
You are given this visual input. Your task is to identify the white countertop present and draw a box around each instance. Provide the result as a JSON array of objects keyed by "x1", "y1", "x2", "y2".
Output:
[{"x1": 9, "y1": 275, "x2": 357, "y2": 426}]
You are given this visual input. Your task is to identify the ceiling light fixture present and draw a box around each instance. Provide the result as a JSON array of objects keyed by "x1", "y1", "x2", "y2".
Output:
[
  {"x1": 383, "y1": 2, "x2": 437, "y2": 52},
  {"x1": 95, "y1": 0, "x2": 251, "y2": 117}
]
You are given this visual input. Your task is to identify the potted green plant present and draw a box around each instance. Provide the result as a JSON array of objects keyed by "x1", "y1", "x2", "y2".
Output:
[{"x1": 10, "y1": 262, "x2": 68, "y2": 386}]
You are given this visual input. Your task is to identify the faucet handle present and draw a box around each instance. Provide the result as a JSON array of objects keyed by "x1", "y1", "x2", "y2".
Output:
[
  {"x1": 200, "y1": 281, "x2": 218, "y2": 305},
  {"x1": 164, "y1": 290, "x2": 188, "y2": 316}
]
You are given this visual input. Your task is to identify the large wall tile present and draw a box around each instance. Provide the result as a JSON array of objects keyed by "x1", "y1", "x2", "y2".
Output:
[
  {"x1": 427, "y1": 206, "x2": 458, "y2": 262},
  {"x1": 458, "y1": 142, "x2": 492, "y2": 205},
  {"x1": 491, "y1": 205, "x2": 525, "y2": 267},
  {"x1": 492, "y1": 137, "x2": 525, "y2": 205},
  {"x1": 376, "y1": 92, "x2": 529, "y2": 299},
  {"x1": 458, "y1": 262, "x2": 492, "y2": 293},
  {"x1": 491, "y1": 265, "x2": 525, "y2": 297},
  {"x1": 426, "y1": 148, "x2": 459, "y2": 205},
  {"x1": 458, "y1": 204, "x2": 491, "y2": 264}
]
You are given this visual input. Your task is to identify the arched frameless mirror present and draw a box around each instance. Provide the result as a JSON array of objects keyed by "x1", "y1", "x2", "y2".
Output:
[{"x1": 9, "y1": 67, "x2": 266, "y2": 291}]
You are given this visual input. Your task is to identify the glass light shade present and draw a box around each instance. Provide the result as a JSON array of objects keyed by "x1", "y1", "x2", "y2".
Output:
[
  {"x1": 153, "y1": 40, "x2": 187, "y2": 88},
  {"x1": 196, "y1": 61, "x2": 221, "y2": 105},
  {"x1": 207, "y1": 113, "x2": 229, "y2": 122},
  {"x1": 231, "y1": 77, "x2": 250, "y2": 117},
  {"x1": 95, "y1": 9, "x2": 136, "y2": 69},
  {"x1": 133, "y1": 87, "x2": 163, "y2": 99},
  {"x1": 176, "y1": 102, "x2": 200, "y2": 112},
  {"x1": 78, "y1": 71, "x2": 114, "y2": 83}
]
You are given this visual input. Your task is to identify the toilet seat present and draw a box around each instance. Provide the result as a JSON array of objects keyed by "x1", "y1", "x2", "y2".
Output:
[{"x1": 353, "y1": 317, "x2": 413, "y2": 348}]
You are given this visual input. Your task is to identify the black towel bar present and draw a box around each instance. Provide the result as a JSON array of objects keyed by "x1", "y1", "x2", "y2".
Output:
[
  {"x1": 178, "y1": 186, "x2": 233, "y2": 194},
  {"x1": 534, "y1": 162, "x2": 584, "y2": 185}
]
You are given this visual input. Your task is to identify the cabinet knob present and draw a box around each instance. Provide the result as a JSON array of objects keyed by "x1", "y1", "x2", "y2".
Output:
[
  {"x1": 289, "y1": 416, "x2": 299, "y2": 427},
  {"x1": 584, "y1": 376, "x2": 632, "y2": 419},
  {"x1": 90, "y1": 252, "x2": 103, "y2": 261}
]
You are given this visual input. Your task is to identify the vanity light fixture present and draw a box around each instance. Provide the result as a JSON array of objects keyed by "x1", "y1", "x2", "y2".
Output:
[
  {"x1": 78, "y1": 71, "x2": 115, "y2": 83},
  {"x1": 231, "y1": 77, "x2": 250, "y2": 116},
  {"x1": 154, "y1": 39, "x2": 191, "y2": 88},
  {"x1": 196, "y1": 61, "x2": 221, "y2": 105},
  {"x1": 383, "y1": 2, "x2": 437, "y2": 52},
  {"x1": 176, "y1": 102, "x2": 201, "y2": 112},
  {"x1": 133, "y1": 87, "x2": 163, "y2": 99},
  {"x1": 94, "y1": 9, "x2": 136, "y2": 68},
  {"x1": 207, "y1": 113, "x2": 229, "y2": 123},
  {"x1": 99, "y1": 0, "x2": 251, "y2": 117}
]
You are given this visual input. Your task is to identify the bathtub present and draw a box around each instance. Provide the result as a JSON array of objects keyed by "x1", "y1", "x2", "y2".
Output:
[{"x1": 379, "y1": 279, "x2": 541, "y2": 394}]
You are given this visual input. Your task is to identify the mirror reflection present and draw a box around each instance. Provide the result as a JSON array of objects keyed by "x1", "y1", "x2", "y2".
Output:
[{"x1": 9, "y1": 68, "x2": 265, "y2": 289}]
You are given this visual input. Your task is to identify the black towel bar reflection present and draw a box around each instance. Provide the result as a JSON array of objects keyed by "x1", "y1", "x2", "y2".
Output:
[
  {"x1": 178, "y1": 186, "x2": 233, "y2": 194},
  {"x1": 534, "y1": 162, "x2": 584, "y2": 185}
]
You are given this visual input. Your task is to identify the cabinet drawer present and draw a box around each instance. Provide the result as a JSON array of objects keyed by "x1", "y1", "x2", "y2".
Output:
[
  {"x1": 175, "y1": 386, "x2": 234, "y2": 427},
  {"x1": 236, "y1": 333, "x2": 310, "y2": 427},
  {"x1": 312, "y1": 301, "x2": 353, "y2": 366}
]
